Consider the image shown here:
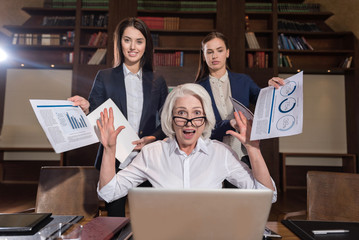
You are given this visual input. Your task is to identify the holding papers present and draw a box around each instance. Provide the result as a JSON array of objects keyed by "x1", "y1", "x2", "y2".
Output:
[
  {"x1": 30, "y1": 100, "x2": 99, "y2": 153},
  {"x1": 230, "y1": 71, "x2": 303, "y2": 140},
  {"x1": 30, "y1": 98, "x2": 139, "y2": 163}
]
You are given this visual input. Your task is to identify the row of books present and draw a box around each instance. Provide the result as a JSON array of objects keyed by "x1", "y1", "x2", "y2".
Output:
[
  {"x1": 138, "y1": 17, "x2": 180, "y2": 30},
  {"x1": 154, "y1": 52, "x2": 183, "y2": 67},
  {"x1": 247, "y1": 52, "x2": 268, "y2": 69},
  {"x1": 87, "y1": 31, "x2": 108, "y2": 47},
  {"x1": 81, "y1": 14, "x2": 108, "y2": 27},
  {"x1": 278, "y1": 3, "x2": 320, "y2": 13},
  {"x1": 44, "y1": 0, "x2": 109, "y2": 9},
  {"x1": 12, "y1": 32, "x2": 75, "y2": 46},
  {"x1": 245, "y1": 3, "x2": 272, "y2": 12},
  {"x1": 43, "y1": 0, "x2": 77, "y2": 8},
  {"x1": 278, "y1": 53, "x2": 293, "y2": 68},
  {"x1": 245, "y1": 32, "x2": 260, "y2": 49},
  {"x1": 137, "y1": 0, "x2": 216, "y2": 11},
  {"x1": 87, "y1": 48, "x2": 107, "y2": 64},
  {"x1": 42, "y1": 16, "x2": 76, "y2": 26},
  {"x1": 278, "y1": 34, "x2": 314, "y2": 51},
  {"x1": 278, "y1": 19, "x2": 321, "y2": 32},
  {"x1": 82, "y1": 0, "x2": 109, "y2": 9},
  {"x1": 245, "y1": 3, "x2": 320, "y2": 13}
]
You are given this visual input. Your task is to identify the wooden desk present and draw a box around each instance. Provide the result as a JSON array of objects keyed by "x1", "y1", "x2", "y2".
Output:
[
  {"x1": 267, "y1": 221, "x2": 299, "y2": 240},
  {"x1": 77, "y1": 219, "x2": 299, "y2": 240}
]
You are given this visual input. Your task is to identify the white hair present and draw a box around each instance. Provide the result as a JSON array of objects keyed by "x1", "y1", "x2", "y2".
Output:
[{"x1": 161, "y1": 83, "x2": 215, "y2": 139}]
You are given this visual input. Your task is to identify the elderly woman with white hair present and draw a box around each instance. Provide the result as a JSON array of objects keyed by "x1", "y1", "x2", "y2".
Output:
[{"x1": 97, "y1": 83, "x2": 277, "y2": 203}]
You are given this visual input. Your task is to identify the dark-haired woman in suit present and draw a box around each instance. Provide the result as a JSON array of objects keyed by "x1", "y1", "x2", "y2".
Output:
[
  {"x1": 69, "y1": 17, "x2": 168, "y2": 216},
  {"x1": 195, "y1": 32, "x2": 283, "y2": 181}
]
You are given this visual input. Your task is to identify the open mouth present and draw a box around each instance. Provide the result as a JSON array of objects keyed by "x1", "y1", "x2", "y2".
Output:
[{"x1": 183, "y1": 129, "x2": 195, "y2": 139}]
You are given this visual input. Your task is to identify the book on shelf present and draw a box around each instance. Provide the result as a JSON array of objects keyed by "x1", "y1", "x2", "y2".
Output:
[
  {"x1": 41, "y1": 34, "x2": 51, "y2": 45},
  {"x1": 88, "y1": 48, "x2": 107, "y2": 65},
  {"x1": 137, "y1": 0, "x2": 216, "y2": 11},
  {"x1": 278, "y1": 19, "x2": 321, "y2": 32},
  {"x1": 247, "y1": 51, "x2": 268, "y2": 69},
  {"x1": 82, "y1": 0, "x2": 109, "y2": 9},
  {"x1": 278, "y1": 54, "x2": 293, "y2": 68},
  {"x1": 46, "y1": 0, "x2": 77, "y2": 8},
  {"x1": 245, "y1": 32, "x2": 260, "y2": 49},
  {"x1": 245, "y1": 3, "x2": 272, "y2": 12},
  {"x1": 278, "y1": 3, "x2": 320, "y2": 13},
  {"x1": 42, "y1": 16, "x2": 76, "y2": 27},
  {"x1": 81, "y1": 13, "x2": 108, "y2": 27},
  {"x1": 88, "y1": 31, "x2": 107, "y2": 47},
  {"x1": 154, "y1": 51, "x2": 183, "y2": 67},
  {"x1": 278, "y1": 34, "x2": 314, "y2": 51},
  {"x1": 339, "y1": 56, "x2": 353, "y2": 69}
]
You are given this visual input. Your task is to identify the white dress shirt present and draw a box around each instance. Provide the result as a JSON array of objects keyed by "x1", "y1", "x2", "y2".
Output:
[
  {"x1": 120, "y1": 65, "x2": 144, "y2": 169},
  {"x1": 209, "y1": 71, "x2": 247, "y2": 159},
  {"x1": 98, "y1": 137, "x2": 277, "y2": 203}
]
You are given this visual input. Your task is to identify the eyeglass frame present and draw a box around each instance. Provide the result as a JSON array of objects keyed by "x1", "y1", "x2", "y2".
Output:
[{"x1": 172, "y1": 116, "x2": 207, "y2": 127}]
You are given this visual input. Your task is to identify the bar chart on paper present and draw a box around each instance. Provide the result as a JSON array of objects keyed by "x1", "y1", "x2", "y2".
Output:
[
  {"x1": 30, "y1": 100, "x2": 99, "y2": 153},
  {"x1": 65, "y1": 112, "x2": 87, "y2": 129},
  {"x1": 55, "y1": 107, "x2": 90, "y2": 133}
]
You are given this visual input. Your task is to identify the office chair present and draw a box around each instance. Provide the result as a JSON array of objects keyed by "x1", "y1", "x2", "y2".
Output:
[
  {"x1": 279, "y1": 171, "x2": 359, "y2": 222},
  {"x1": 34, "y1": 166, "x2": 101, "y2": 219}
]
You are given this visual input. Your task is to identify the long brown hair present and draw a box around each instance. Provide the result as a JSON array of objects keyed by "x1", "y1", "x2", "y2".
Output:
[
  {"x1": 194, "y1": 32, "x2": 231, "y2": 83},
  {"x1": 113, "y1": 17, "x2": 153, "y2": 71}
]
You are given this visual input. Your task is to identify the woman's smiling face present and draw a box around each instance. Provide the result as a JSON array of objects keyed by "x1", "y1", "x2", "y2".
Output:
[{"x1": 121, "y1": 26, "x2": 146, "y2": 68}]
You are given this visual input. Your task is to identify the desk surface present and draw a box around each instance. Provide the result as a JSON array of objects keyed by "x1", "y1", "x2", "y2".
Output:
[
  {"x1": 78, "y1": 220, "x2": 300, "y2": 240},
  {"x1": 267, "y1": 221, "x2": 299, "y2": 240},
  {"x1": 0, "y1": 218, "x2": 298, "y2": 240}
]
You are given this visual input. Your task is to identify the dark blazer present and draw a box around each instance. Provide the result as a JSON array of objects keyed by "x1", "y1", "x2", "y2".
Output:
[
  {"x1": 88, "y1": 64, "x2": 168, "y2": 170},
  {"x1": 198, "y1": 70, "x2": 260, "y2": 141}
]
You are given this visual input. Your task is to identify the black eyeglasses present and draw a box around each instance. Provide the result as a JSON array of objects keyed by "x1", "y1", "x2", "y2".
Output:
[{"x1": 172, "y1": 116, "x2": 206, "y2": 127}]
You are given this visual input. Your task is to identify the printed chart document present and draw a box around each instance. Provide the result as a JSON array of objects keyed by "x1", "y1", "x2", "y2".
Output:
[
  {"x1": 87, "y1": 98, "x2": 139, "y2": 163},
  {"x1": 250, "y1": 71, "x2": 303, "y2": 140},
  {"x1": 30, "y1": 100, "x2": 99, "y2": 153}
]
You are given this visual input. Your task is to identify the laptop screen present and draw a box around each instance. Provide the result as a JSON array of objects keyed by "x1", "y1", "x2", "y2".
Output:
[{"x1": 128, "y1": 188, "x2": 273, "y2": 240}]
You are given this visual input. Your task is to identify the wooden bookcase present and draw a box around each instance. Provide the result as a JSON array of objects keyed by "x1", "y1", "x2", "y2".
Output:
[
  {"x1": 4, "y1": 7, "x2": 76, "y2": 69},
  {"x1": 1, "y1": 0, "x2": 358, "y2": 183}
]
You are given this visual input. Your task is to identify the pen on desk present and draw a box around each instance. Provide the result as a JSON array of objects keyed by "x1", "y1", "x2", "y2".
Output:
[{"x1": 312, "y1": 229, "x2": 350, "y2": 235}]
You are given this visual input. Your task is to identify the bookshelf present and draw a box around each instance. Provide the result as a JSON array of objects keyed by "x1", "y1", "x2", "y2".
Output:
[
  {"x1": 137, "y1": 7, "x2": 217, "y2": 86},
  {"x1": 4, "y1": 7, "x2": 76, "y2": 69},
  {"x1": 1, "y1": 0, "x2": 358, "y2": 179}
]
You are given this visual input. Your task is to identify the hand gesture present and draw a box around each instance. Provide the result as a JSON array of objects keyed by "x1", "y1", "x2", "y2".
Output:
[
  {"x1": 97, "y1": 107, "x2": 125, "y2": 151},
  {"x1": 68, "y1": 95, "x2": 90, "y2": 114},
  {"x1": 226, "y1": 111, "x2": 259, "y2": 149}
]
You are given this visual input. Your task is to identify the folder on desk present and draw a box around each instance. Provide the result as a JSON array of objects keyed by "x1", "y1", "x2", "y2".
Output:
[
  {"x1": 81, "y1": 217, "x2": 130, "y2": 240},
  {"x1": 282, "y1": 219, "x2": 359, "y2": 240}
]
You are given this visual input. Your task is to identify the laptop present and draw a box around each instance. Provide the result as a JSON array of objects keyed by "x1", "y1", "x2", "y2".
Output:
[
  {"x1": 0, "y1": 213, "x2": 52, "y2": 232},
  {"x1": 128, "y1": 188, "x2": 273, "y2": 240}
]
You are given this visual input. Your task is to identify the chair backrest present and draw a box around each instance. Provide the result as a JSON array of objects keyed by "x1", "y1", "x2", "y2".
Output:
[
  {"x1": 35, "y1": 166, "x2": 99, "y2": 218},
  {"x1": 307, "y1": 171, "x2": 359, "y2": 221}
]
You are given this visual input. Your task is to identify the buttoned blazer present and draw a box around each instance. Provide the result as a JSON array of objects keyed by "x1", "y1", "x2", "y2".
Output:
[
  {"x1": 88, "y1": 64, "x2": 168, "y2": 170},
  {"x1": 198, "y1": 70, "x2": 260, "y2": 141}
]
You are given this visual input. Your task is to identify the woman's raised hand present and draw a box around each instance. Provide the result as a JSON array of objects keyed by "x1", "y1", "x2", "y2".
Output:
[
  {"x1": 227, "y1": 111, "x2": 260, "y2": 149},
  {"x1": 97, "y1": 107, "x2": 125, "y2": 151}
]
